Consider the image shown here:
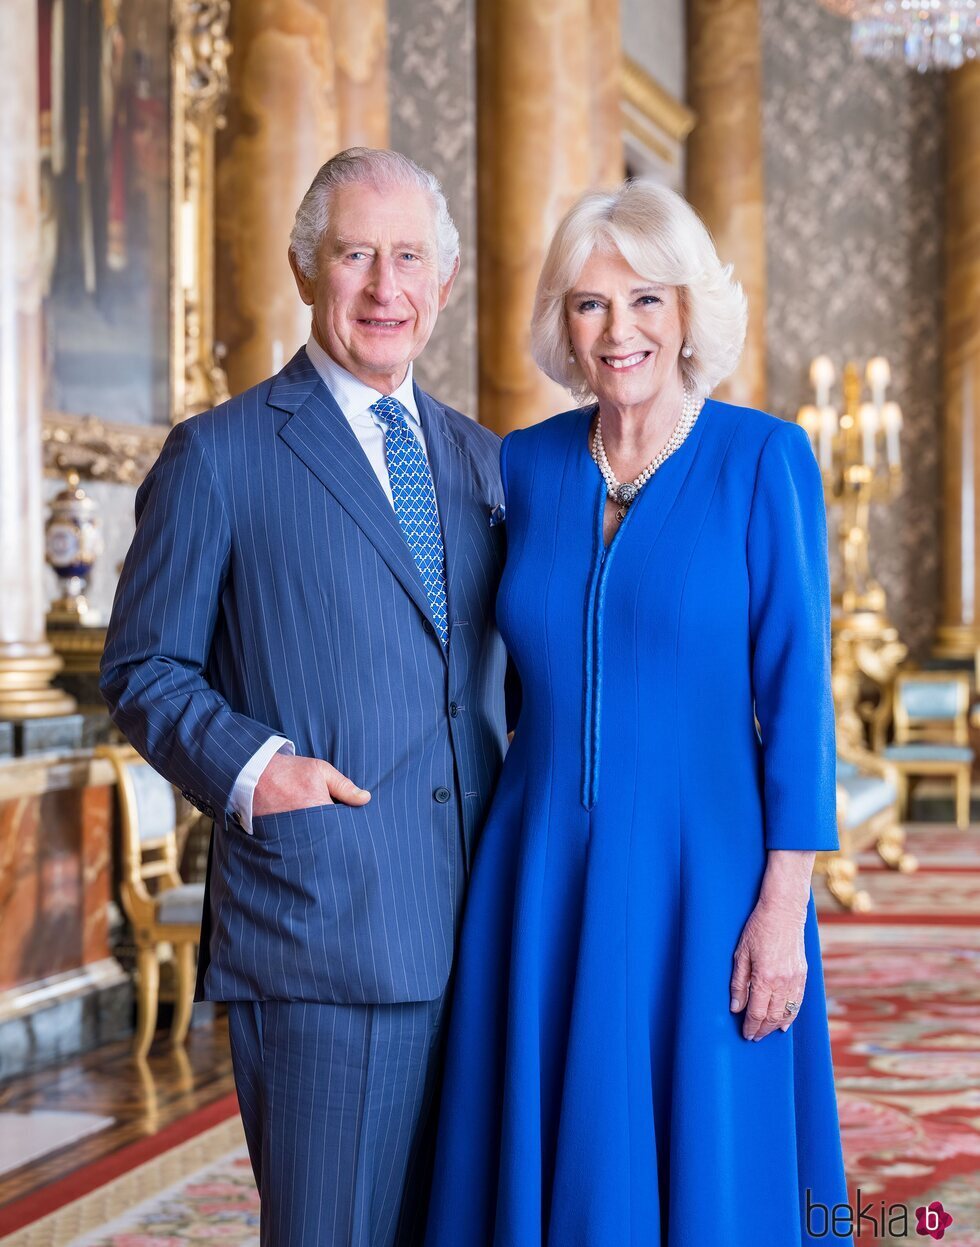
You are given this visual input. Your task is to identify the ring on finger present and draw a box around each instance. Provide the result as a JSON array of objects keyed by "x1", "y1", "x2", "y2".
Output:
[{"x1": 784, "y1": 999, "x2": 800, "y2": 1016}]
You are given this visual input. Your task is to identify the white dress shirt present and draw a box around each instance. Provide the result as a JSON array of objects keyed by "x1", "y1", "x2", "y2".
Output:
[{"x1": 228, "y1": 338, "x2": 435, "y2": 832}]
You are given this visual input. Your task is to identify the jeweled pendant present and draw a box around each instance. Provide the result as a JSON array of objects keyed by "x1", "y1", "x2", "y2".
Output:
[{"x1": 615, "y1": 482, "x2": 639, "y2": 506}]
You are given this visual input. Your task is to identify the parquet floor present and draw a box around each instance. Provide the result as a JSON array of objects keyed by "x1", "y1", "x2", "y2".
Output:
[{"x1": 0, "y1": 1012, "x2": 236, "y2": 1209}]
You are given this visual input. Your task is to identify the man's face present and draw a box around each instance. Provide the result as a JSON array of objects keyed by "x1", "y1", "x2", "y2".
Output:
[{"x1": 290, "y1": 181, "x2": 458, "y2": 394}]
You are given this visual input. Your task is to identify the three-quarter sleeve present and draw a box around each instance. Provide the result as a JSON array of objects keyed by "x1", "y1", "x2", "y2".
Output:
[{"x1": 747, "y1": 420, "x2": 839, "y2": 852}]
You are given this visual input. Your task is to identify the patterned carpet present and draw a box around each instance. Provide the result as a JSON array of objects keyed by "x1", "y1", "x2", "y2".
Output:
[
  {"x1": 0, "y1": 1117, "x2": 257, "y2": 1246},
  {"x1": 1, "y1": 824, "x2": 976, "y2": 1245},
  {"x1": 818, "y1": 823, "x2": 980, "y2": 1243}
]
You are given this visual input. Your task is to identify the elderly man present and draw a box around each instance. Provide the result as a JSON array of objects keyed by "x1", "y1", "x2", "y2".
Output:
[{"x1": 100, "y1": 148, "x2": 510, "y2": 1247}]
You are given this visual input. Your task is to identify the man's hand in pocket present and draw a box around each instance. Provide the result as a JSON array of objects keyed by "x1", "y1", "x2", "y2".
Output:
[{"x1": 253, "y1": 755, "x2": 371, "y2": 817}]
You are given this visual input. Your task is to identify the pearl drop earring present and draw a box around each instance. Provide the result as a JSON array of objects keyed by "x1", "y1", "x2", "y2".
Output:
[{"x1": 681, "y1": 344, "x2": 693, "y2": 359}]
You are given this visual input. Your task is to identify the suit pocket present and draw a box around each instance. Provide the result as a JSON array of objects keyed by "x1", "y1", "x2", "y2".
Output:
[
  {"x1": 227, "y1": 801, "x2": 385, "y2": 966},
  {"x1": 250, "y1": 802, "x2": 348, "y2": 843}
]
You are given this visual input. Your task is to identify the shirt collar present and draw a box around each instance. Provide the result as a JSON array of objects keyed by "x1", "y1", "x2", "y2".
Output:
[{"x1": 305, "y1": 335, "x2": 420, "y2": 428}]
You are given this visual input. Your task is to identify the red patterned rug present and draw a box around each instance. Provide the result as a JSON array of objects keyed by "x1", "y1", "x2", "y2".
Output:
[{"x1": 819, "y1": 822, "x2": 980, "y2": 1242}]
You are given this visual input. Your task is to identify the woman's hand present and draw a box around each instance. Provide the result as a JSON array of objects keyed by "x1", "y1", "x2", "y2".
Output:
[{"x1": 729, "y1": 850, "x2": 815, "y2": 1041}]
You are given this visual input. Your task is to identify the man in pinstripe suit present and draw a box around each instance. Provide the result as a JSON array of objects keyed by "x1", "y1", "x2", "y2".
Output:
[{"x1": 101, "y1": 149, "x2": 512, "y2": 1246}]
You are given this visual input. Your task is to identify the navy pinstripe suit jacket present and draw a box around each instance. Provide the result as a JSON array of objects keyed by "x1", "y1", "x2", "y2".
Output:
[{"x1": 100, "y1": 348, "x2": 510, "y2": 1005}]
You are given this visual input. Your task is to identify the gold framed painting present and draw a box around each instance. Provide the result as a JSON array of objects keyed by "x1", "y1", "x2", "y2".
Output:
[{"x1": 39, "y1": 0, "x2": 230, "y2": 485}]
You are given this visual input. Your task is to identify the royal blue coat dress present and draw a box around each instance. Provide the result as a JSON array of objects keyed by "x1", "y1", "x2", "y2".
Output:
[{"x1": 423, "y1": 399, "x2": 853, "y2": 1247}]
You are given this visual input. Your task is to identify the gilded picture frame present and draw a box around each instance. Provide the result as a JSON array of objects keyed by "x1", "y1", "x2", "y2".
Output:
[{"x1": 41, "y1": 0, "x2": 230, "y2": 485}]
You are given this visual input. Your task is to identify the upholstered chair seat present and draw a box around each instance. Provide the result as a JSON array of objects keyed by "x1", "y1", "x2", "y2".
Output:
[
  {"x1": 838, "y1": 771, "x2": 899, "y2": 829},
  {"x1": 156, "y1": 882, "x2": 207, "y2": 926},
  {"x1": 883, "y1": 743, "x2": 973, "y2": 763}
]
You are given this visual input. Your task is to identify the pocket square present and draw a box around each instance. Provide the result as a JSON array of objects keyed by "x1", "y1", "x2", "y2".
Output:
[{"x1": 489, "y1": 503, "x2": 506, "y2": 528}]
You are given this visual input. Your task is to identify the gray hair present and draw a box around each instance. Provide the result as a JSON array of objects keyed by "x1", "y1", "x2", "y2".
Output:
[
  {"x1": 289, "y1": 147, "x2": 460, "y2": 283},
  {"x1": 531, "y1": 179, "x2": 748, "y2": 402}
]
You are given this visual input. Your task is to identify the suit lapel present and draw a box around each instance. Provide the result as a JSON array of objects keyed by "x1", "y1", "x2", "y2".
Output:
[{"x1": 271, "y1": 350, "x2": 442, "y2": 645}]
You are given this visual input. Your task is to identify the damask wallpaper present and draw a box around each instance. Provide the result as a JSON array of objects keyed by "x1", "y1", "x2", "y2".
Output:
[
  {"x1": 389, "y1": 0, "x2": 477, "y2": 417},
  {"x1": 760, "y1": 0, "x2": 945, "y2": 658}
]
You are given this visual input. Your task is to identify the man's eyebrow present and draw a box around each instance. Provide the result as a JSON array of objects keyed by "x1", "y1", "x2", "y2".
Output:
[{"x1": 332, "y1": 237, "x2": 433, "y2": 254}]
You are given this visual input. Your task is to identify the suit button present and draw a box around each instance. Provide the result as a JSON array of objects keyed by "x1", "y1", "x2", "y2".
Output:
[
  {"x1": 422, "y1": 619, "x2": 434, "y2": 635},
  {"x1": 434, "y1": 787, "x2": 451, "y2": 804},
  {"x1": 450, "y1": 702, "x2": 459, "y2": 717}
]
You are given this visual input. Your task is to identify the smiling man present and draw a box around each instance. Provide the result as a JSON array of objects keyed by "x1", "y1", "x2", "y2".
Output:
[{"x1": 100, "y1": 149, "x2": 512, "y2": 1247}]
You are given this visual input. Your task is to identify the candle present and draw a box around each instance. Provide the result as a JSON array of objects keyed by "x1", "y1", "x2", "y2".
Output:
[
  {"x1": 882, "y1": 401, "x2": 902, "y2": 466},
  {"x1": 858, "y1": 402, "x2": 879, "y2": 466},
  {"x1": 810, "y1": 356, "x2": 836, "y2": 410},
  {"x1": 819, "y1": 405, "x2": 838, "y2": 472},
  {"x1": 797, "y1": 404, "x2": 820, "y2": 452},
  {"x1": 866, "y1": 357, "x2": 891, "y2": 409}
]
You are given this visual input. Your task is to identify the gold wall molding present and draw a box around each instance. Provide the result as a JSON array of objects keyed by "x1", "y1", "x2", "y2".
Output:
[
  {"x1": 622, "y1": 56, "x2": 696, "y2": 147},
  {"x1": 41, "y1": 0, "x2": 231, "y2": 484}
]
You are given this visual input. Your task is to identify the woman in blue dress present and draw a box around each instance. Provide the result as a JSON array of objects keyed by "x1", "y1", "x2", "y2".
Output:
[{"x1": 423, "y1": 181, "x2": 852, "y2": 1247}]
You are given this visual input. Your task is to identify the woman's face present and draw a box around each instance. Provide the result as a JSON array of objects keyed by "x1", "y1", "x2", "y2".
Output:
[{"x1": 565, "y1": 249, "x2": 685, "y2": 414}]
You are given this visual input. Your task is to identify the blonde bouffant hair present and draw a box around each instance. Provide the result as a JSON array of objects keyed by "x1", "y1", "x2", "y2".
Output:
[{"x1": 531, "y1": 180, "x2": 748, "y2": 403}]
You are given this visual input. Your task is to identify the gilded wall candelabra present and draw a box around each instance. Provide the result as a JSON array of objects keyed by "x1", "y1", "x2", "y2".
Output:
[
  {"x1": 797, "y1": 354, "x2": 904, "y2": 634},
  {"x1": 796, "y1": 355, "x2": 908, "y2": 748}
]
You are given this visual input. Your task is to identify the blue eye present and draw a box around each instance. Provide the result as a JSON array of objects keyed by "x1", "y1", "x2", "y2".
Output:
[
  {"x1": 348, "y1": 251, "x2": 368, "y2": 261},
  {"x1": 577, "y1": 299, "x2": 601, "y2": 312},
  {"x1": 637, "y1": 295, "x2": 662, "y2": 306}
]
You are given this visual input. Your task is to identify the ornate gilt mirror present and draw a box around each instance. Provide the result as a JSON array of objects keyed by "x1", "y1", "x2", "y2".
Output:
[{"x1": 40, "y1": 0, "x2": 230, "y2": 485}]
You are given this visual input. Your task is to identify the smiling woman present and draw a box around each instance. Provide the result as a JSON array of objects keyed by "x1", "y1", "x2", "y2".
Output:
[
  {"x1": 531, "y1": 179, "x2": 746, "y2": 407},
  {"x1": 423, "y1": 179, "x2": 853, "y2": 1247}
]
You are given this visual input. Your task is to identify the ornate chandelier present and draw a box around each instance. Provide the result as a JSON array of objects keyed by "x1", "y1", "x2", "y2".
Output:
[{"x1": 817, "y1": 0, "x2": 979, "y2": 71}]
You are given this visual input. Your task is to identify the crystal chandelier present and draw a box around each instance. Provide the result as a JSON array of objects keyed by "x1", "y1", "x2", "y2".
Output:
[{"x1": 817, "y1": 0, "x2": 979, "y2": 71}]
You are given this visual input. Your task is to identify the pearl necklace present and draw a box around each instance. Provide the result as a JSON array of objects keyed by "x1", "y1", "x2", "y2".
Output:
[{"x1": 591, "y1": 386, "x2": 703, "y2": 521}]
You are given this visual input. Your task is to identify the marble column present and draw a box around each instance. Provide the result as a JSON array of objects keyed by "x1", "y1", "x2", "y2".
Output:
[
  {"x1": 686, "y1": 0, "x2": 767, "y2": 409},
  {"x1": 0, "y1": 0, "x2": 74, "y2": 720},
  {"x1": 591, "y1": 0, "x2": 625, "y2": 188},
  {"x1": 937, "y1": 64, "x2": 980, "y2": 658},
  {"x1": 215, "y1": 0, "x2": 389, "y2": 396},
  {"x1": 478, "y1": 0, "x2": 612, "y2": 435},
  {"x1": 329, "y1": 0, "x2": 389, "y2": 149}
]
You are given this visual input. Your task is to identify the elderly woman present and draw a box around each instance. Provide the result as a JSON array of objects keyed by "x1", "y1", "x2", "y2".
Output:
[{"x1": 422, "y1": 180, "x2": 851, "y2": 1247}]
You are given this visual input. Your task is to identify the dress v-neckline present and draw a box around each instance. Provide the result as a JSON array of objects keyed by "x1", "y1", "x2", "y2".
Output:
[
  {"x1": 577, "y1": 400, "x2": 710, "y2": 810},
  {"x1": 578, "y1": 401, "x2": 711, "y2": 559}
]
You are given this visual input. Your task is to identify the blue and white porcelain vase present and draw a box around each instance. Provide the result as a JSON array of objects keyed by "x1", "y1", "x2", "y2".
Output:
[{"x1": 46, "y1": 472, "x2": 104, "y2": 626}]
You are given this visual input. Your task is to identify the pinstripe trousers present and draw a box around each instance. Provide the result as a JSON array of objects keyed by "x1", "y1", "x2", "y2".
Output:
[
  {"x1": 229, "y1": 993, "x2": 450, "y2": 1247},
  {"x1": 227, "y1": 834, "x2": 463, "y2": 1247}
]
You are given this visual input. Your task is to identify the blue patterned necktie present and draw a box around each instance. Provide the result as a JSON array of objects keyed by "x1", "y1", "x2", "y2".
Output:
[{"x1": 370, "y1": 396, "x2": 449, "y2": 645}]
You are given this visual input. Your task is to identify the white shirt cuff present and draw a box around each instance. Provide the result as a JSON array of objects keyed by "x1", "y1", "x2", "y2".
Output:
[{"x1": 229, "y1": 735, "x2": 295, "y2": 833}]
